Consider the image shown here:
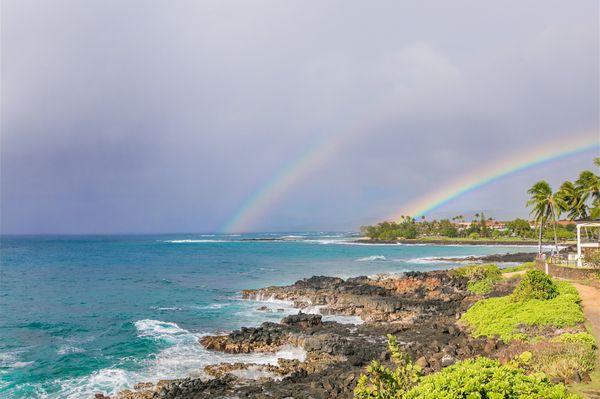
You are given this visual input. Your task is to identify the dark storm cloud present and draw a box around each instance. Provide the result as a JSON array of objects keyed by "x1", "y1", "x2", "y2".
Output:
[{"x1": 1, "y1": 0, "x2": 598, "y2": 233}]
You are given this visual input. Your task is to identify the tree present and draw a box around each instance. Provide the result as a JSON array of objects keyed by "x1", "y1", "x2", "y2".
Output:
[
  {"x1": 479, "y1": 212, "x2": 489, "y2": 238},
  {"x1": 527, "y1": 181, "x2": 561, "y2": 253},
  {"x1": 575, "y1": 170, "x2": 599, "y2": 205},
  {"x1": 575, "y1": 169, "x2": 600, "y2": 219},
  {"x1": 557, "y1": 181, "x2": 587, "y2": 220},
  {"x1": 506, "y1": 218, "x2": 532, "y2": 238},
  {"x1": 437, "y1": 219, "x2": 458, "y2": 237}
]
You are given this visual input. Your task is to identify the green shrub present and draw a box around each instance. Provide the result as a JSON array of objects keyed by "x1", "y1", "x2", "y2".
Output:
[
  {"x1": 403, "y1": 357, "x2": 579, "y2": 399},
  {"x1": 461, "y1": 281, "x2": 584, "y2": 342},
  {"x1": 467, "y1": 279, "x2": 496, "y2": 295},
  {"x1": 454, "y1": 264, "x2": 502, "y2": 294},
  {"x1": 502, "y1": 332, "x2": 598, "y2": 382},
  {"x1": 354, "y1": 334, "x2": 421, "y2": 399},
  {"x1": 511, "y1": 270, "x2": 558, "y2": 302},
  {"x1": 552, "y1": 332, "x2": 597, "y2": 350},
  {"x1": 501, "y1": 262, "x2": 535, "y2": 274}
]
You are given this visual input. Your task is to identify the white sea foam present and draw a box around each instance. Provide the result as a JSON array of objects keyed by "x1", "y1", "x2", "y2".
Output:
[
  {"x1": 163, "y1": 239, "x2": 228, "y2": 243},
  {"x1": 301, "y1": 305, "x2": 364, "y2": 325},
  {"x1": 355, "y1": 255, "x2": 387, "y2": 262},
  {"x1": 191, "y1": 303, "x2": 227, "y2": 311},
  {"x1": 57, "y1": 345, "x2": 85, "y2": 356},
  {"x1": 39, "y1": 319, "x2": 306, "y2": 399},
  {"x1": 151, "y1": 306, "x2": 183, "y2": 311}
]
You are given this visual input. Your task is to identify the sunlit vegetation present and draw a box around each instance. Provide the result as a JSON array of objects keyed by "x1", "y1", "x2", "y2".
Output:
[
  {"x1": 453, "y1": 264, "x2": 502, "y2": 295},
  {"x1": 461, "y1": 274, "x2": 583, "y2": 342},
  {"x1": 354, "y1": 336, "x2": 580, "y2": 399}
]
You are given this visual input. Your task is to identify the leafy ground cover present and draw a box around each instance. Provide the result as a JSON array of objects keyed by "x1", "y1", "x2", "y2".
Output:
[
  {"x1": 461, "y1": 277, "x2": 584, "y2": 342},
  {"x1": 354, "y1": 336, "x2": 580, "y2": 399},
  {"x1": 501, "y1": 261, "x2": 535, "y2": 274},
  {"x1": 453, "y1": 264, "x2": 502, "y2": 295},
  {"x1": 404, "y1": 357, "x2": 579, "y2": 399}
]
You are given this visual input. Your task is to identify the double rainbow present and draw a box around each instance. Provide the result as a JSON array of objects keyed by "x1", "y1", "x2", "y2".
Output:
[{"x1": 222, "y1": 130, "x2": 598, "y2": 232}]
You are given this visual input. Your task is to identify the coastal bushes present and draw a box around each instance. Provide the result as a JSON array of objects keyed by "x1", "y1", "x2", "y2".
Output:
[
  {"x1": 360, "y1": 218, "x2": 418, "y2": 240},
  {"x1": 354, "y1": 337, "x2": 580, "y2": 398},
  {"x1": 499, "y1": 332, "x2": 597, "y2": 382},
  {"x1": 453, "y1": 264, "x2": 502, "y2": 295},
  {"x1": 511, "y1": 270, "x2": 558, "y2": 301},
  {"x1": 461, "y1": 279, "x2": 583, "y2": 342},
  {"x1": 501, "y1": 261, "x2": 534, "y2": 274},
  {"x1": 403, "y1": 357, "x2": 579, "y2": 398},
  {"x1": 354, "y1": 335, "x2": 421, "y2": 398}
]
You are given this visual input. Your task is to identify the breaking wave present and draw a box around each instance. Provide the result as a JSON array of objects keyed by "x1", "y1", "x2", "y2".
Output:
[{"x1": 355, "y1": 255, "x2": 387, "y2": 262}]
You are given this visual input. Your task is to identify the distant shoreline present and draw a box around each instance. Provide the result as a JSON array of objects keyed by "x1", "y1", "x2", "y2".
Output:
[{"x1": 353, "y1": 237, "x2": 563, "y2": 246}]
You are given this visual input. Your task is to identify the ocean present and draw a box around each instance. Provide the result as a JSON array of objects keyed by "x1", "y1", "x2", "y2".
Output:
[{"x1": 0, "y1": 233, "x2": 536, "y2": 398}]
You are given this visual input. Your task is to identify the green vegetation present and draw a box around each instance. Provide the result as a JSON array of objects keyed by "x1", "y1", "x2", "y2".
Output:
[
  {"x1": 354, "y1": 337, "x2": 580, "y2": 398},
  {"x1": 453, "y1": 264, "x2": 502, "y2": 295},
  {"x1": 501, "y1": 261, "x2": 534, "y2": 274},
  {"x1": 527, "y1": 159, "x2": 600, "y2": 251},
  {"x1": 354, "y1": 335, "x2": 421, "y2": 399},
  {"x1": 502, "y1": 332, "x2": 598, "y2": 383},
  {"x1": 511, "y1": 270, "x2": 558, "y2": 302},
  {"x1": 360, "y1": 217, "x2": 418, "y2": 240},
  {"x1": 506, "y1": 218, "x2": 535, "y2": 238},
  {"x1": 403, "y1": 357, "x2": 579, "y2": 399},
  {"x1": 461, "y1": 280, "x2": 583, "y2": 342}
]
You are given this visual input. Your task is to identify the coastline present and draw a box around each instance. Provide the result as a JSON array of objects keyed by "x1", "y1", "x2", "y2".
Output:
[
  {"x1": 105, "y1": 261, "x2": 523, "y2": 399},
  {"x1": 354, "y1": 238, "x2": 563, "y2": 246}
]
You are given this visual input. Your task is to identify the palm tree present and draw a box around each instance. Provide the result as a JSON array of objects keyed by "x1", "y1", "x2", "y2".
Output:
[
  {"x1": 527, "y1": 181, "x2": 561, "y2": 254},
  {"x1": 557, "y1": 181, "x2": 587, "y2": 220},
  {"x1": 576, "y1": 170, "x2": 600, "y2": 219}
]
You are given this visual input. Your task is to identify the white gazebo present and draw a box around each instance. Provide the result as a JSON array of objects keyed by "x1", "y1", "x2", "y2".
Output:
[{"x1": 576, "y1": 220, "x2": 600, "y2": 267}]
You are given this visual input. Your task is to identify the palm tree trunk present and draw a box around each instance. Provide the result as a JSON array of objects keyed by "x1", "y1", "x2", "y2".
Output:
[
  {"x1": 538, "y1": 217, "x2": 543, "y2": 254},
  {"x1": 552, "y1": 207, "x2": 559, "y2": 254}
]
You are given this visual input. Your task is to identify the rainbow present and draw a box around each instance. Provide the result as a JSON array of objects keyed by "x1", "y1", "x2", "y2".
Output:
[
  {"x1": 222, "y1": 128, "x2": 598, "y2": 233},
  {"x1": 391, "y1": 131, "x2": 599, "y2": 220},
  {"x1": 221, "y1": 135, "x2": 344, "y2": 233},
  {"x1": 221, "y1": 112, "x2": 396, "y2": 233}
]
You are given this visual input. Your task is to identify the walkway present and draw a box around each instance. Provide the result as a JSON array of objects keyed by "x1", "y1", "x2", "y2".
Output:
[{"x1": 571, "y1": 282, "x2": 600, "y2": 344}]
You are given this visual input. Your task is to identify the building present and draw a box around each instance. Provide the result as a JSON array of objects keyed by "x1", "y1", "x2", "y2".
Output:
[{"x1": 575, "y1": 220, "x2": 600, "y2": 267}]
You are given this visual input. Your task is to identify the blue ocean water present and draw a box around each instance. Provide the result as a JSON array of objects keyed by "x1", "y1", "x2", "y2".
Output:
[{"x1": 0, "y1": 233, "x2": 536, "y2": 398}]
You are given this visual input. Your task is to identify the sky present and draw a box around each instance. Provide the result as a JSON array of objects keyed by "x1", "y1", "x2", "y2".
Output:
[{"x1": 1, "y1": 0, "x2": 599, "y2": 234}]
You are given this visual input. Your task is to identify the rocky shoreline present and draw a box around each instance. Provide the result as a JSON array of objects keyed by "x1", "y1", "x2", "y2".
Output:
[
  {"x1": 434, "y1": 251, "x2": 538, "y2": 263},
  {"x1": 99, "y1": 270, "x2": 521, "y2": 399}
]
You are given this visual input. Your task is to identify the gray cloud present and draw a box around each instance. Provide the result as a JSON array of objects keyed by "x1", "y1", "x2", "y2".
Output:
[{"x1": 1, "y1": 0, "x2": 598, "y2": 233}]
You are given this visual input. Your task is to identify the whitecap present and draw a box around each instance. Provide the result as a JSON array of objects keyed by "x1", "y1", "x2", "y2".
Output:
[
  {"x1": 151, "y1": 306, "x2": 183, "y2": 311},
  {"x1": 10, "y1": 361, "x2": 34, "y2": 368},
  {"x1": 134, "y1": 319, "x2": 188, "y2": 340},
  {"x1": 355, "y1": 255, "x2": 387, "y2": 262},
  {"x1": 163, "y1": 239, "x2": 227, "y2": 243},
  {"x1": 57, "y1": 345, "x2": 85, "y2": 355}
]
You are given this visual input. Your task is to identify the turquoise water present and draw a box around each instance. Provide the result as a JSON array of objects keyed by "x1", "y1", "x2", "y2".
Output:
[{"x1": 0, "y1": 233, "x2": 535, "y2": 398}]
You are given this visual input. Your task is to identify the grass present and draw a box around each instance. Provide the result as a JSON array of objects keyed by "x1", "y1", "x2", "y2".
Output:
[
  {"x1": 461, "y1": 281, "x2": 584, "y2": 342},
  {"x1": 499, "y1": 332, "x2": 598, "y2": 383},
  {"x1": 568, "y1": 368, "x2": 600, "y2": 398}
]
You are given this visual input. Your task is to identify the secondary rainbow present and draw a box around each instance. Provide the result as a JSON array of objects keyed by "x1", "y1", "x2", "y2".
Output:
[
  {"x1": 392, "y1": 131, "x2": 599, "y2": 220},
  {"x1": 220, "y1": 135, "x2": 342, "y2": 233}
]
